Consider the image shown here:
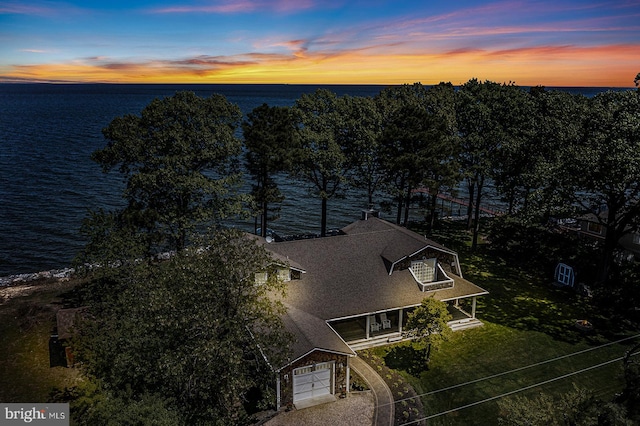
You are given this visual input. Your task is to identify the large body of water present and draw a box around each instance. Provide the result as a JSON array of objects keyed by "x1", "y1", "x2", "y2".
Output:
[{"x1": 0, "y1": 84, "x2": 630, "y2": 276}]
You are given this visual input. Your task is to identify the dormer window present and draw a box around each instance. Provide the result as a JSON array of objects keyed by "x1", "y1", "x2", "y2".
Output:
[
  {"x1": 410, "y1": 259, "x2": 436, "y2": 282},
  {"x1": 409, "y1": 258, "x2": 454, "y2": 291}
]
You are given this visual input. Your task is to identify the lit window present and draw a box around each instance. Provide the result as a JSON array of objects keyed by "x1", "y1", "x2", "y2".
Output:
[
  {"x1": 277, "y1": 268, "x2": 291, "y2": 282},
  {"x1": 254, "y1": 272, "x2": 268, "y2": 285}
]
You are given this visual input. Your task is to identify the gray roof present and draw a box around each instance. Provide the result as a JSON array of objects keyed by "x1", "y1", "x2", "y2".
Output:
[
  {"x1": 56, "y1": 307, "x2": 87, "y2": 340},
  {"x1": 266, "y1": 217, "x2": 488, "y2": 365},
  {"x1": 280, "y1": 304, "x2": 355, "y2": 369}
]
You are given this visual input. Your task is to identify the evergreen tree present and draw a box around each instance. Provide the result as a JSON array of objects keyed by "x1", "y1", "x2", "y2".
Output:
[
  {"x1": 243, "y1": 104, "x2": 299, "y2": 237},
  {"x1": 293, "y1": 89, "x2": 349, "y2": 237}
]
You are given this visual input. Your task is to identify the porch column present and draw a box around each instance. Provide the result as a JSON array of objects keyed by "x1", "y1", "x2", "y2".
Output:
[
  {"x1": 276, "y1": 375, "x2": 281, "y2": 409},
  {"x1": 471, "y1": 296, "x2": 477, "y2": 319},
  {"x1": 398, "y1": 309, "x2": 403, "y2": 333},
  {"x1": 346, "y1": 361, "x2": 351, "y2": 395},
  {"x1": 366, "y1": 315, "x2": 370, "y2": 339}
]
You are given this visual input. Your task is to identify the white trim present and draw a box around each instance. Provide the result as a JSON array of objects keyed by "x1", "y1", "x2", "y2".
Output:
[
  {"x1": 276, "y1": 348, "x2": 354, "y2": 372},
  {"x1": 327, "y1": 303, "x2": 423, "y2": 322},
  {"x1": 555, "y1": 263, "x2": 575, "y2": 287},
  {"x1": 388, "y1": 244, "x2": 460, "y2": 275},
  {"x1": 439, "y1": 291, "x2": 489, "y2": 302}
]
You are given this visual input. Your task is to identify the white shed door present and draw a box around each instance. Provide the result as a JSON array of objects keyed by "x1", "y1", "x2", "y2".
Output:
[{"x1": 293, "y1": 362, "x2": 333, "y2": 403}]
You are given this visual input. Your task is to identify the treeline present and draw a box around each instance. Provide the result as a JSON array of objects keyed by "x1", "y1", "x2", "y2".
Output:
[{"x1": 80, "y1": 78, "x2": 640, "y2": 289}]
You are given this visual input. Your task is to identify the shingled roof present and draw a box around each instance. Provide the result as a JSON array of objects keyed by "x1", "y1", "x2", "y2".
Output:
[
  {"x1": 281, "y1": 303, "x2": 355, "y2": 368},
  {"x1": 263, "y1": 216, "x2": 488, "y2": 366}
]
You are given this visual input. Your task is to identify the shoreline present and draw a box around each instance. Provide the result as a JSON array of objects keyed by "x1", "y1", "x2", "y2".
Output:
[{"x1": 0, "y1": 267, "x2": 75, "y2": 287}]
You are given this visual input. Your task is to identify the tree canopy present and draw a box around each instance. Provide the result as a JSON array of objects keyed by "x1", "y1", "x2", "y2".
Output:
[
  {"x1": 560, "y1": 90, "x2": 640, "y2": 285},
  {"x1": 74, "y1": 230, "x2": 292, "y2": 425},
  {"x1": 376, "y1": 83, "x2": 460, "y2": 226},
  {"x1": 403, "y1": 298, "x2": 452, "y2": 364},
  {"x1": 89, "y1": 91, "x2": 245, "y2": 257}
]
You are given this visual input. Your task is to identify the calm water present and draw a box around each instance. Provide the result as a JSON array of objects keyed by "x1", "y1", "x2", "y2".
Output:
[{"x1": 0, "y1": 84, "x2": 629, "y2": 276}]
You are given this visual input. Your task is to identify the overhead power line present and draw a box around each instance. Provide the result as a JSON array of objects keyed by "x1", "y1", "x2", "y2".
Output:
[
  {"x1": 398, "y1": 349, "x2": 640, "y2": 426},
  {"x1": 384, "y1": 333, "x2": 640, "y2": 408}
]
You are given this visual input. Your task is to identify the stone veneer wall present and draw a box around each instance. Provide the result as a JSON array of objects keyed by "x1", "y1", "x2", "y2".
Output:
[{"x1": 278, "y1": 350, "x2": 349, "y2": 409}]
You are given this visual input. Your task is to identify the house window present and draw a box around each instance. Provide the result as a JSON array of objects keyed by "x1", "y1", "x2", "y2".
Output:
[
  {"x1": 587, "y1": 222, "x2": 602, "y2": 234},
  {"x1": 256, "y1": 268, "x2": 292, "y2": 285},
  {"x1": 255, "y1": 272, "x2": 268, "y2": 285},
  {"x1": 277, "y1": 268, "x2": 291, "y2": 282},
  {"x1": 410, "y1": 259, "x2": 436, "y2": 283},
  {"x1": 633, "y1": 234, "x2": 640, "y2": 245}
]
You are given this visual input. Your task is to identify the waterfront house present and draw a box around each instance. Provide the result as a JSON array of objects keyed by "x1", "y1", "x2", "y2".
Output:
[{"x1": 256, "y1": 212, "x2": 488, "y2": 409}]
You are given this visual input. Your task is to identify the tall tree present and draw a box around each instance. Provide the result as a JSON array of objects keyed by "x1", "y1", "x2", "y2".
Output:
[
  {"x1": 376, "y1": 83, "x2": 459, "y2": 226},
  {"x1": 457, "y1": 80, "x2": 528, "y2": 249},
  {"x1": 508, "y1": 88, "x2": 589, "y2": 220},
  {"x1": 342, "y1": 95, "x2": 385, "y2": 208},
  {"x1": 243, "y1": 104, "x2": 299, "y2": 237},
  {"x1": 89, "y1": 91, "x2": 245, "y2": 255},
  {"x1": 561, "y1": 90, "x2": 640, "y2": 285},
  {"x1": 293, "y1": 89, "x2": 349, "y2": 237},
  {"x1": 75, "y1": 230, "x2": 292, "y2": 425},
  {"x1": 421, "y1": 83, "x2": 461, "y2": 232}
]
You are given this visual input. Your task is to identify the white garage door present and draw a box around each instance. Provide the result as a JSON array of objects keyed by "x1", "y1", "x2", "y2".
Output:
[{"x1": 293, "y1": 362, "x2": 333, "y2": 403}]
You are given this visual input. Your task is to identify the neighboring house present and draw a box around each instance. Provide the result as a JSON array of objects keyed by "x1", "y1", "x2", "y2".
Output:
[
  {"x1": 256, "y1": 212, "x2": 488, "y2": 410},
  {"x1": 577, "y1": 212, "x2": 640, "y2": 258}
]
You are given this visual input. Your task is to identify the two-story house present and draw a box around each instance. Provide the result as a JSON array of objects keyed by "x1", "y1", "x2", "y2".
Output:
[{"x1": 255, "y1": 212, "x2": 488, "y2": 409}]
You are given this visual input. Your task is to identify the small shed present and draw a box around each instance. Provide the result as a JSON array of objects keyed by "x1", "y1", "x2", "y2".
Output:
[
  {"x1": 49, "y1": 307, "x2": 87, "y2": 368},
  {"x1": 554, "y1": 263, "x2": 575, "y2": 288}
]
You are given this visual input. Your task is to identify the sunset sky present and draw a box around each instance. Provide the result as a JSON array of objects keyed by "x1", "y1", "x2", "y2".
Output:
[{"x1": 1, "y1": 0, "x2": 639, "y2": 86}]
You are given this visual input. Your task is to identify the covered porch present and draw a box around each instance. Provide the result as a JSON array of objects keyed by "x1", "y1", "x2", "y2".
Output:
[{"x1": 328, "y1": 297, "x2": 482, "y2": 351}]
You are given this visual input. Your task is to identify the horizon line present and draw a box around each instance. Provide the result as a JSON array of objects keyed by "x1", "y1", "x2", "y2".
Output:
[{"x1": 0, "y1": 80, "x2": 636, "y2": 89}]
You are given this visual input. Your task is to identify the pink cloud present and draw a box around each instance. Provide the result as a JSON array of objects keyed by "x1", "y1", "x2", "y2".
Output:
[
  {"x1": 151, "y1": 0, "x2": 320, "y2": 14},
  {"x1": 0, "y1": 2, "x2": 58, "y2": 16},
  {"x1": 0, "y1": 1, "x2": 84, "y2": 16}
]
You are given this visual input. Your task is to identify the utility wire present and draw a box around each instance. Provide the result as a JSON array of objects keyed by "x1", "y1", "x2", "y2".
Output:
[
  {"x1": 382, "y1": 333, "x2": 640, "y2": 408},
  {"x1": 398, "y1": 350, "x2": 640, "y2": 426}
]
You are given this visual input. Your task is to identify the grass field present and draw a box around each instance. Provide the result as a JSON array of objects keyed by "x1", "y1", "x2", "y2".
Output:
[{"x1": 369, "y1": 220, "x2": 639, "y2": 425}]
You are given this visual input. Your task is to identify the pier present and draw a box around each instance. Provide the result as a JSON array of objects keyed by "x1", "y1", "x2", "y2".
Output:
[{"x1": 413, "y1": 188, "x2": 504, "y2": 218}]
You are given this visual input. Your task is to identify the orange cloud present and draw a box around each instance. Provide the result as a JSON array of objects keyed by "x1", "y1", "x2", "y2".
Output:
[{"x1": 2, "y1": 42, "x2": 637, "y2": 87}]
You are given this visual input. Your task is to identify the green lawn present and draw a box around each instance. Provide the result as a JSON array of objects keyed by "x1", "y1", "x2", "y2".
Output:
[{"x1": 370, "y1": 220, "x2": 639, "y2": 425}]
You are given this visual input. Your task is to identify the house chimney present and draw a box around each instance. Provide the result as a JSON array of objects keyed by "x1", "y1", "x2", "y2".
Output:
[{"x1": 361, "y1": 209, "x2": 380, "y2": 220}]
